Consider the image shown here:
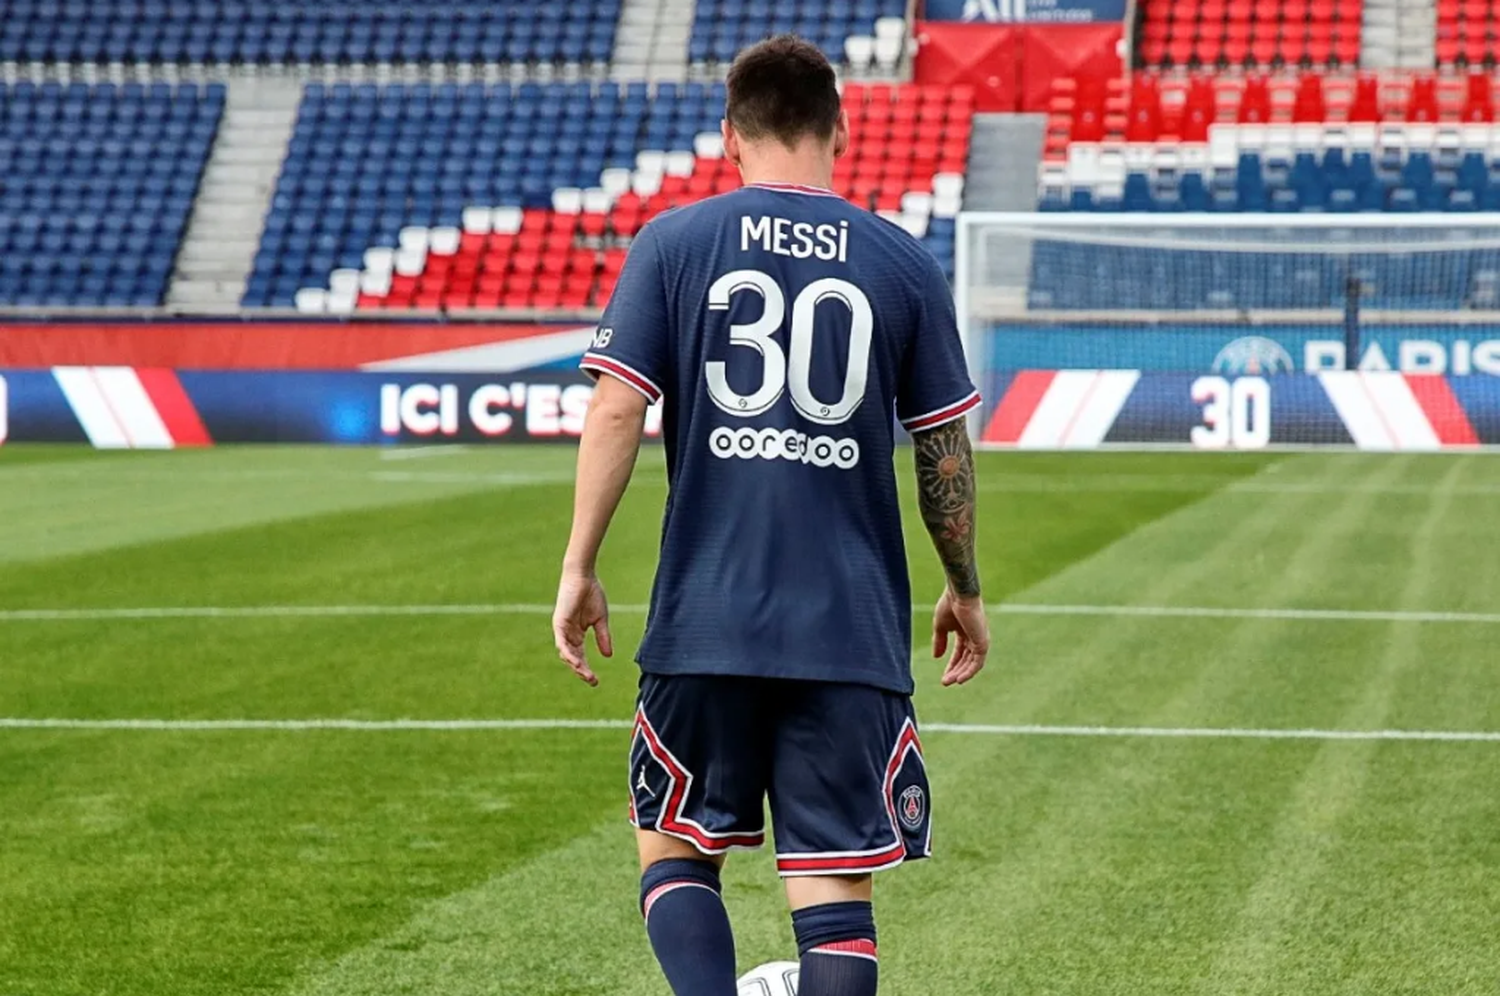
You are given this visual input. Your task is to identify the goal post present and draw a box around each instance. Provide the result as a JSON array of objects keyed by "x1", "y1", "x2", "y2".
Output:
[{"x1": 954, "y1": 212, "x2": 1500, "y2": 451}]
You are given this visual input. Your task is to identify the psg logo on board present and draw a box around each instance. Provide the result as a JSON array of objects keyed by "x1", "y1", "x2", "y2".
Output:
[
  {"x1": 898, "y1": 786, "x2": 925, "y2": 830},
  {"x1": 1212, "y1": 336, "x2": 1295, "y2": 376}
]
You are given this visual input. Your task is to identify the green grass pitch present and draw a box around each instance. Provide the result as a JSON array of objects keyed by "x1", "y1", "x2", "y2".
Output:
[{"x1": 1, "y1": 443, "x2": 1498, "y2": 995}]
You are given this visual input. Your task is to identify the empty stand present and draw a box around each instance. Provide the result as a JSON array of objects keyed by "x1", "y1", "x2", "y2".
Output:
[
  {"x1": 1041, "y1": 73, "x2": 1500, "y2": 214},
  {"x1": 248, "y1": 81, "x2": 971, "y2": 312},
  {"x1": 1435, "y1": 0, "x2": 1500, "y2": 66},
  {"x1": 0, "y1": 0, "x2": 621, "y2": 66},
  {"x1": 689, "y1": 0, "x2": 907, "y2": 68},
  {"x1": 0, "y1": 81, "x2": 222, "y2": 307},
  {"x1": 1136, "y1": 0, "x2": 1365, "y2": 68}
]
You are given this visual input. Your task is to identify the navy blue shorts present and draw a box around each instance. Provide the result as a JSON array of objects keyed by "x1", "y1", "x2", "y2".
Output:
[{"x1": 628, "y1": 673, "x2": 932, "y2": 876}]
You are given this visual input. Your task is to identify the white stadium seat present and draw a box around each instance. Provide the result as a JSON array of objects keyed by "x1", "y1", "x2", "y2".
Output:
[
  {"x1": 293, "y1": 287, "x2": 327, "y2": 314},
  {"x1": 491, "y1": 206, "x2": 523, "y2": 235},
  {"x1": 694, "y1": 132, "x2": 724, "y2": 159},
  {"x1": 328, "y1": 268, "x2": 360, "y2": 293},
  {"x1": 844, "y1": 36, "x2": 874, "y2": 71},
  {"x1": 428, "y1": 227, "x2": 461, "y2": 255},
  {"x1": 325, "y1": 287, "x2": 357, "y2": 315},
  {"x1": 394, "y1": 246, "x2": 427, "y2": 277},
  {"x1": 551, "y1": 187, "x2": 584, "y2": 214},
  {"x1": 363, "y1": 246, "x2": 395, "y2": 274},
  {"x1": 461, "y1": 206, "x2": 492, "y2": 235},
  {"x1": 600, "y1": 167, "x2": 633, "y2": 196},
  {"x1": 582, "y1": 188, "x2": 612, "y2": 213},
  {"x1": 397, "y1": 226, "x2": 428, "y2": 253},
  {"x1": 359, "y1": 270, "x2": 392, "y2": 296}
]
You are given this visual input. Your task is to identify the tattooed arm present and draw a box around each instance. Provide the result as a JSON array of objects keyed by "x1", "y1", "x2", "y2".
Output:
[
  {"x1": 912, "y1": 417, "x2": 981, "y2": 597},
  {"x1": 911, "y1": 417, "x2": 988, "y2": 685}
]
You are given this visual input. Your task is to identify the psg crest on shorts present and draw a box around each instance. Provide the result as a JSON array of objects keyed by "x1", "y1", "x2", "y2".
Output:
[{"x1": 898, "y1": 785, "x2": 925, "y2": 830}]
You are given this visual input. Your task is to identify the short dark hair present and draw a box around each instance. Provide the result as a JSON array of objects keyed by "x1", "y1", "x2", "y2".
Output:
[{"x1": 725, "y1": 34, "x2": 841, "y2": 148}]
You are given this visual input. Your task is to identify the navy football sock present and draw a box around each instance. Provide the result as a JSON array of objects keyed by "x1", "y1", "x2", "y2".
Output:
[
  {"x1": 792, "y1": 901, "x2": 879, "y2": 996},
  {"x1": 640, "y1": 858, "x2": 738, "y2": 996}
]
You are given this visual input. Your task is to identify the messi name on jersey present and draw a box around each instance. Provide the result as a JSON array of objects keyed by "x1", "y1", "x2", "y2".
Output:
[{"x1": 740, "y1": 215, "x2": 850, "y2": 262}]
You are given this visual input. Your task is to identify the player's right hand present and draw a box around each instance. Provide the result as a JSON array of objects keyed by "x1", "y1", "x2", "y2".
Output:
[
  {"x1": 933, "y1": 586, "x2": 988, "y2": 687},
  {"x1": 552, "y1": 569, "x2": 613, "y2": 687}
]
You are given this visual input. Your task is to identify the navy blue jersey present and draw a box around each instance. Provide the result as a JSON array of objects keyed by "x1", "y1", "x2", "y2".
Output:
[{"x1": 581, "y1": 182, "x2": 977, "y2": 694}]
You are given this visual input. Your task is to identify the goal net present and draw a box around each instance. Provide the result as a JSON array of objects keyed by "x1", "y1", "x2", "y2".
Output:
[{"x1": 955, "y1": 214, "x2": 1500, "y2": 451}]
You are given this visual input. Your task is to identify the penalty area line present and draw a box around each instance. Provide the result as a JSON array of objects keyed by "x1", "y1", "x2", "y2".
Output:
[
  {"x1": 6, "y1": 602, "x2": 1500, "y2": 625},
  {"x1": 0, "y1": 718, "x2": 1497, "y2": 742}
]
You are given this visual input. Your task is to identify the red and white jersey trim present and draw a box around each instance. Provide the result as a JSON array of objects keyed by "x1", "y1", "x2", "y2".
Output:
[
  {"x1": 901, "y1": 391, "x2": 982, "y2": 432},
  {"x1": 642, "y1": 880, "x2": 716, "y2": 919},
  {"x1": 775, "y1": 719, "x2": 925, "y2": 876},
  {"x1": 748, "y1": 181, "x2": 844, "y2": 198},
  {"x1": 810, "y1": 940, "x2": 879, "y2": 962},
  {"x1": 580, "y1": 352, "x2": 664, "y2": 404},
  {"x1": 632, "y1": 709, "x2": 767, "y2": 854}
]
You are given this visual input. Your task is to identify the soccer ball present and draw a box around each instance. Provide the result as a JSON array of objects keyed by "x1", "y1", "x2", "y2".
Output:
[{"x1": 737, "y1": 961, "x2": 799, "y2": 995}]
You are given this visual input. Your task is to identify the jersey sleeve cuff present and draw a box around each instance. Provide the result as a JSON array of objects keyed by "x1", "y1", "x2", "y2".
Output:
[
  {"x1": 580, "y1": 353, "x2": 664, "y2": 404},
  {"x1": 900, "y1": 391, "x2": 981, "y2": 432}
]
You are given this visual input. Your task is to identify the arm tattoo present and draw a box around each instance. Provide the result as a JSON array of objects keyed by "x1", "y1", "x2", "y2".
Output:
[{"x1": 912, "y1": 417, "x2": 981, "y2": 598}]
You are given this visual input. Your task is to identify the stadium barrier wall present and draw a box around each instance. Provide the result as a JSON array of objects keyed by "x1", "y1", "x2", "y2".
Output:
[
  {"x1": 913, "y1": 20, "x2": 1121, "y2": 111},
  {"x1": 1, "y1": 365, "x2": 1494, "y2": 450},
  {"x1": 979, "y1": 370, "x2": 1488, "y2": 449},
  {"x1": 923, "y1": 0, "x2": 1127, "y2": 24},
  {"x1": 0, "y1": 320, "x2": 592, "y2": 370},
  {"x1": 0, "y1": 369, "x2": 662, "y2": 447}
]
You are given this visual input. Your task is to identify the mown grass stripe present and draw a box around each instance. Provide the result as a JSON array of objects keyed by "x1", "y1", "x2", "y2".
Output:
[
  {"x1": 2, "y1": 717, "x2": 1497, "y2": 741},
  {"x1": 5, "y1": 602, "x2": 1500, "y2": 624}
]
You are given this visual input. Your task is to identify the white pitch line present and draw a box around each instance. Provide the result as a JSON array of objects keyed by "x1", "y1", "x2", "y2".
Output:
[
  {"x1": 988, "y1": 604, "x2": 1500, "y2": 625},
  {"x1": 378, "y1": 445, "x2": 471, "y2": 462},
  {"x1": 0, "y1": 717, "x2": 631, "y2": 731},
  {"x1": 0, "y1": 717, "x2": 1496, "y2": 741},
  {"x1": 919, "y1": 723, "x2": 1500, "y2": 742},
  {"x1": 5, "y1": 602, "x2": 1500, "y2": 625}
]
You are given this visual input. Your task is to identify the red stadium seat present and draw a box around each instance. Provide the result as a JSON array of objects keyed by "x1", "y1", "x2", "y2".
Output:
[
  {"x1": 1180, "y1": 74, "x2": 1218, "y2": 140},
  {"x1": 1463, "y1": 73, "x2": 1495, "y2": 121},
  {"x1": 1407, "y1": 75, "x2": 1440, "y2": 121},
  {"x1": 1126, "y1": 76, "x2": 1163, "y2": 141},
  {"x1": 1250, "y1": 38, "x2": 1278, "y2": 65},
  {"x1": 1293, "y1": 73, "x2": 1326, "y2": 121},
  {"x1": 1238, "y1": 75, "x2": 1272, "y2": 121},
  {"x1": 1348, "y1": 74, "x2": 1381, "y2": 121}
]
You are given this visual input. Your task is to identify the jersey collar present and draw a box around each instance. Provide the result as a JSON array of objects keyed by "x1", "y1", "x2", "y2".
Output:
[{"x1": 747, "y1": 181, "x2": 843, "y2": 198}]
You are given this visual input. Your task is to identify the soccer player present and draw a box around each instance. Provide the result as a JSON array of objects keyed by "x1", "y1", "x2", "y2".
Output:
[{"x1": 552, "y1": 35, "x2": 988, "y2": 996}]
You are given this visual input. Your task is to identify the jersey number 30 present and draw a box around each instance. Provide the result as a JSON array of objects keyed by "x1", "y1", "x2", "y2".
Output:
[{"x1": 705, "y1": 269, "x2": 872, "y2": 426}]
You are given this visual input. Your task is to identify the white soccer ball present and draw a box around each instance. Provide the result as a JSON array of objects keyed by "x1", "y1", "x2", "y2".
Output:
[{"x1": 737, "y1": 960, "x2": 799, "y2": 996}]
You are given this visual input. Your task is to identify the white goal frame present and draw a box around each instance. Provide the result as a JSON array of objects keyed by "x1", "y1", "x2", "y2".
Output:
[{"x1": 954, "y1": 212, "x2": 1500, "y2": 452}]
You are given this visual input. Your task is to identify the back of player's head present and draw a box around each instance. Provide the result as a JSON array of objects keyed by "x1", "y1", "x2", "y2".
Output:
[{"x1": 725, "y1": 34, "x2": 841, "y2": 149}]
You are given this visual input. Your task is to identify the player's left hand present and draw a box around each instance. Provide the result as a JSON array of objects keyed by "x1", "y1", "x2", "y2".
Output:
[
  {"x1": 552, "y1": 569, "x2": 613, "y2": 686},
  {"x1": 933, "y1": 585, "x2": 988, "y2": 687}
]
